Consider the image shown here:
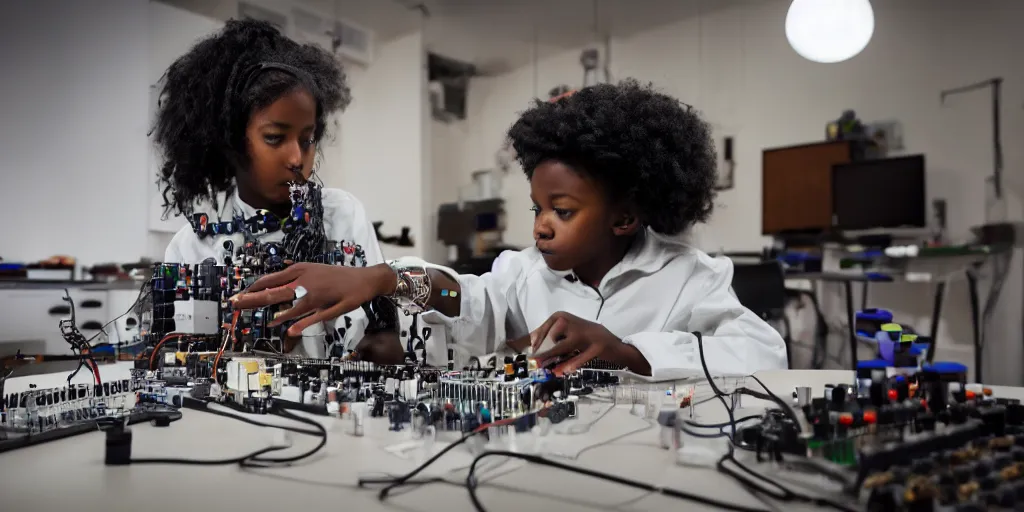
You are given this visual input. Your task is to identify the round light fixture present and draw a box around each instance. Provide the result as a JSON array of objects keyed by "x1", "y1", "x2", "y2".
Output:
[{"x1": 785, "y1": 0, "x2": 875, "y2": 64}]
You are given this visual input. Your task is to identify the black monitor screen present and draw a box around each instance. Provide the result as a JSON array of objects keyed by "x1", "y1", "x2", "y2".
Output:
[{"x1": 832, "y1": 155, "x2": 926, "y2": 230}]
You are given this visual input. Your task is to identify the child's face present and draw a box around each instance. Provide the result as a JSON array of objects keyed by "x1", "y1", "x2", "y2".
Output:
[
  {"x1": 239, "y1": 87, "x2": 318, "y2": 207},
  {"x1": 530, "y1": 160, "x2": 626, "y2": 272}
]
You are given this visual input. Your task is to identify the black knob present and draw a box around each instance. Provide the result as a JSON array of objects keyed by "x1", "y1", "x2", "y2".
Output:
[
  {"x1": 1012, "y1": 446, "x2": 1024, "y2": 461},
  {"x1": 953, "y1": 466, "x2": 973, "y2": 484},
  {"x1": 890, "y1": 466, "x2": 910, "y2": 484},
  {"x1": 995, "y1": 454, "x2": 1013, "y2": 469},
  {"x1": 983, "y1": 491, "x2": 999, "y2": 506},
  {"x1": 981, "y1": 475, "x2": 999, "y2": 491},
  {"x1": 104, "y1": 426, "x2": 133, "y2": 466},
  {"x1": 912, "y1": 459, "x2": 934, "y2": 475},
  {"x1": 955, "y1": 503, "x2": 986, "y2": 512},
  {"x1": 999, "y1": 486, "x2": 1016, "y2": 507},
  {"x1": 974, "y1": 460, "x2": 992, "y2": 477}
]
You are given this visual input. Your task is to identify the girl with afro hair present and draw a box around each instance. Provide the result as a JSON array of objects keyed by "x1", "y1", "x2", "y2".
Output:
[
  {"x1": 156, "y1": 19, "x2": 394, "y2": 359},
  {"x1": 230, "y1": 79, "x2": 787, "y2": 378}
]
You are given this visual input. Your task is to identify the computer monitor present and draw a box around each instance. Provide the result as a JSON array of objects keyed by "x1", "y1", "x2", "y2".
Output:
[
  {"x1": 762, "y1": 141, "x2": 855, "y2": 235},
  {"x1": 831, "y1": 155, "x2": 926, "y2": 230}
]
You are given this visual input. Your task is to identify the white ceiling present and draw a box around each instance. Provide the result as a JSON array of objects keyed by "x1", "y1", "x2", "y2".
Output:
[
  {"x1": 158, "y1": 0, "x2": 763, "y2": 74},
  {"x1": 416, "y1": 0, "x2": 762, "y2": 72}
]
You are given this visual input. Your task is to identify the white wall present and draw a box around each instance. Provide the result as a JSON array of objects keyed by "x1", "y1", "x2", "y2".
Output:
[
  {"x1": 451, "y1": 0, "x2": 1024, "y2": 383},
  {"x1": 334, "y1": 30, "x2": 428, "y2": 260},
  {"x1": 0, "y1": 0, "x2": 153, "y2": 266}
]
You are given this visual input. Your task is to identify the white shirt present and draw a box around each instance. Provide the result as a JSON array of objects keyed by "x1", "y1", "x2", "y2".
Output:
[
  {"x1": 423, "y1": 229, "x2": 788, "y2": 380},
  {"x1": 164, "y1": 187, "x2": 385, "y2": 357}
]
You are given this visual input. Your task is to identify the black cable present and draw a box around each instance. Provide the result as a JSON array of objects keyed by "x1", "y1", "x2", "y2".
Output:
[
  {"x1": 686, "y1": 414, "x2": 761, "y2": 429},
  {"x1": 359, "y1": 431, "x2": 479, "y2": 499},
  {"x1": 129, "y1": 398, "x2": 326, "y2": 466},
  {"x1": 242, "y1": 406, "x2": 327, "y2": 467},
  {"x1": 87, "y1": 280, "x2": 151, "y2": 347},
  {"x1": 694, "y1": 331, "x2": 737, "y2": 438},
  {"x1": 464, "y1": 450, "x2": 766, "y2": 512},
  {"x1": 692, "y1": 331, "x2": 858, "y2": 512}
]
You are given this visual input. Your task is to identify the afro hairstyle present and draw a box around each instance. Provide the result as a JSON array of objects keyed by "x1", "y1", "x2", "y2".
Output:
[
  {"x1": 153, "y1": 18, "x2": 351, "y2": 218},
  {"x1": 506, "y1": 79, "x2": 717, "y2": 236}
]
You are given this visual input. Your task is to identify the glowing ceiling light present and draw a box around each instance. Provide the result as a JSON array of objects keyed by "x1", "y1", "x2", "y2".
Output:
[{"x1": 785, "y1": 0, "x2": 875, "y2": 64}]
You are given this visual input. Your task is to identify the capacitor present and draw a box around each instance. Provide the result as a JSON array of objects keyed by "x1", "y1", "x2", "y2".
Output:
[{"x1": 503, "y1": 356, "x2": 515, "y2": 382}]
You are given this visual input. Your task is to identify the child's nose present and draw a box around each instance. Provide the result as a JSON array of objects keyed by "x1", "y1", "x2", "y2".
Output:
[{"x1": 533, "y1": 218, "x2": 553, "y2": 240}]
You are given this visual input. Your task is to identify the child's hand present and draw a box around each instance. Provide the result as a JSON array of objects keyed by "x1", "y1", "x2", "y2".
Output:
[
  {"x1": 528, "y1": 312, "x2": 625, "y2": 375},
  {"x1": 230, "y1": 263, "x2": 397, "y2": 337}
]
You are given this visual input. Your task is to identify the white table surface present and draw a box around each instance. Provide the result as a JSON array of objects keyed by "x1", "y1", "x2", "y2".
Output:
[{"x1": 3, "y1": 365, "x2": 1017, "y2": 512}]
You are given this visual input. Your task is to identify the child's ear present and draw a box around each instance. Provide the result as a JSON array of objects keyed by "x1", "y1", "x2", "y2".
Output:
[{"x1": 611, "y1": 212, "x2": 640, "y2": 236}]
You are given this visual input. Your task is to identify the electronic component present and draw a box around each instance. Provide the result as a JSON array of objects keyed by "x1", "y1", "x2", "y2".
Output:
[{"x1": 172, "y1": 300, "x2": 219, "y2": 335}]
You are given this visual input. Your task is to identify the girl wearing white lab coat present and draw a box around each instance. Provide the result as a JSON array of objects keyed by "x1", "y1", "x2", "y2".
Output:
[
  {"x1": 230, "y1": 80, "x2": 788, "y2": 377},
  {"x1": 153, "y1": 19, "x2": 395, "y2": 358}
]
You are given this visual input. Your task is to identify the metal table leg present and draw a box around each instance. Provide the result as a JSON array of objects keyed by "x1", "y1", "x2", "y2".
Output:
[
  {"x1": 925, "y1": 281, "x2": 948, "y2": 363},
  {"x1": 844, "y1": 281, "x2": 857, "y2": 370},
  {"x1": 966, "y1": 270, "x2": 982, "y2": 383}
]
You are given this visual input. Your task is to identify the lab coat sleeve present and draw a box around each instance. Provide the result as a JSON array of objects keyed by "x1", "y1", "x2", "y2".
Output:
[
  {"x1": 419, "y1": 251, "x2": 528, "y2": 359},
  {"x1": 162, "y1": 226, "x2": 191, "y2": 263},
  {"x1": 620, "y1": 256, "x2": 788, "y2": 381}
]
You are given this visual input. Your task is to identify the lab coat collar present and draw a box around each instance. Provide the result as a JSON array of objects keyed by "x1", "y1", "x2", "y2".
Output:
[{"x1": 546, "y1": 228, "x2": 680, "y2": 296}]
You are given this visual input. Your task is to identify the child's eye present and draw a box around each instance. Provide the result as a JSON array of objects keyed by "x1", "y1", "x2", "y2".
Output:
[
  {"x1": 530, "y1": 206, "x2": 541, "y2": 216},
  {"x1": 554, "y1": 208, "x2": 573, "y2": 220},
  {"x1": 263, "y1": 135, "x2": 283, "y2": 145}
]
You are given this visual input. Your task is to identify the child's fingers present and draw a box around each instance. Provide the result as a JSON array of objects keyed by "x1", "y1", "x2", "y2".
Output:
[
  {"x1": 531, "y1": 335, "x2": 581, "y2": 366},
  {"x1": 240, "y1": 265, "x2": 301, "y2": 294},
  {"x1": 231, "y1": 285, "x2": 295, "y2": 309},
  {"x1": 552, "y1": 344, "x2": 602, "y2": 376},
  {"x1": 530, "y1": 313, "x2": 569, "y2": 353},
  {"x1": 285, "y1": 301, "x2": 351, "y2": 337},
  {"x1": 268, "y1": 299, "x2": 317, "y2": 327},
  {"x1": 529, "y1": 316, "x2": 558, "y2": 353}
]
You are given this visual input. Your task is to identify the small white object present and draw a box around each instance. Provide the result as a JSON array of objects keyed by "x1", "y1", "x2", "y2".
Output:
[
  {"x1": 326, "y1": 401, "x2": 340, "y2": 416},
  {"x1": 171, "y1": 299, "x2": 220, "y2": 334},
  {"x1": 885, "y1": 246, "x2": 908, "y2": 257},
  {"x1": 292, "y1": 285, "x2": 308, "y2": 300},
  {"x1": 785, "y1": 0, "x2": 875, "y2": 64},
  {"x1": 302, "y1": 389, "x2": 314, "y2": 404},
  {"x1": 906, "y1": 245, "x2": 920, "y2": 257},
  {"x1": 351, "y1": 402, "x2": 366, "y2": 437},
  {"x1": 280, "y1": 385, "x2": 302, "y2": 403}
]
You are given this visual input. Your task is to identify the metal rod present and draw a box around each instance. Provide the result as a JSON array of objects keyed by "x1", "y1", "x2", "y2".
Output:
[{"x1": 939, "y1": 77, "x2": 1004, "y2": 200}]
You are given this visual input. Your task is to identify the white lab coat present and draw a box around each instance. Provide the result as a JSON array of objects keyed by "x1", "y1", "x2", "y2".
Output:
[
  {"x1": 422, "y1": 229, "x2": 788, "y2": 380},
  {"x1": 163, "y1": 187, "x2": 385, "y2": 357}
]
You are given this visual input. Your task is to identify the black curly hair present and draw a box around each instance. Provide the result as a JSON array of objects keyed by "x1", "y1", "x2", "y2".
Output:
[
  {"x1": 507, "y1": 79, "x2": 717, "y2": 236},
  {"x1": 153, "y1": 18, "x2": 351, "y2": 218}
]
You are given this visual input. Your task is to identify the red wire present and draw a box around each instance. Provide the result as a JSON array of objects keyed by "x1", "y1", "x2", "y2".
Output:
[{"x1": 148, "y1": 333, "x2": 186, "y2": 370}]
